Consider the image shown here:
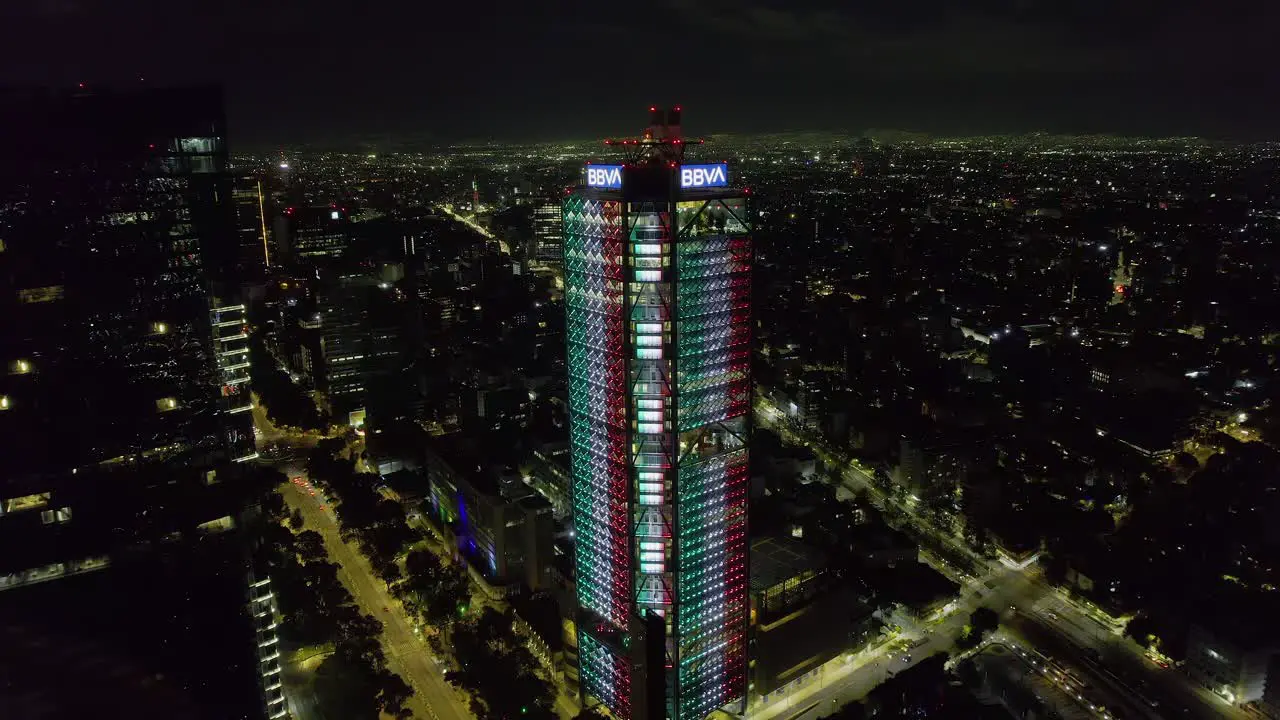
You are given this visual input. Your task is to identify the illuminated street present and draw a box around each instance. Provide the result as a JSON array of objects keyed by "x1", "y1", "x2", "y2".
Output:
[
  {"x1": 749, "y1": 563, "x2": 1031, "y2": 720},
  {"x1": 281, "y1": 478, "x2": 471, "y2": 720},
  {"x1": 436, "y1": 203, "x2": 510, "y2": 254},
  {"x1": 751, "y1": 396, "x2": 1246, "y2": 719}
]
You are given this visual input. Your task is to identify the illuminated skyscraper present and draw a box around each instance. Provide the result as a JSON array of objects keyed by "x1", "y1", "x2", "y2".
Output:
[{"x1": 565, "y1": 108, "x2": 752, "y2": 720}]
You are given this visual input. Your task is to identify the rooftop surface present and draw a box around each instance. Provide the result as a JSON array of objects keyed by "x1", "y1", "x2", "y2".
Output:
[{"x1": 750, "y1": 535, "x2": 826, "y2": 595}]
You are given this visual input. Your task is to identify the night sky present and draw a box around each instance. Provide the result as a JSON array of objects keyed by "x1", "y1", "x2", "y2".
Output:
[{"x1": 2, "y1": 0, "x2": 1275, "y2": 146}]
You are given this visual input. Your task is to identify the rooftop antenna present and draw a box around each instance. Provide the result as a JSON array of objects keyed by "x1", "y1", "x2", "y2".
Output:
[{"x1": 604, "y1": 106, "x2": 704, "y2": 164}]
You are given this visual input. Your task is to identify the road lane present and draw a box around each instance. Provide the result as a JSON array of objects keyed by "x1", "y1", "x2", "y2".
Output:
[{"x1": 282, "y1": 481, "x2": 472, "y2": 720}]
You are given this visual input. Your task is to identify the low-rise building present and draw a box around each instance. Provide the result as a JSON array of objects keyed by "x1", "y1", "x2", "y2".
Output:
[
  {"x1": 1185, "y1": 620, "x2": 1277, "y2": 706},
  {"x1": 749, "y1": 536, "x2": 876, "y2": 704},
  {"x1": 423, "y1": 440, "x2": 555, "y2": 596}
]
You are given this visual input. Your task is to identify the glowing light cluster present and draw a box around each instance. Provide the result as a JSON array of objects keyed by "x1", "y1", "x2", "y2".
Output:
[
  {"x1": 566, "y1": 197, "x2": 630, "y2": 632},
  {"x1": 673, "y1": 213, "x2": 751, "y2": 719},
  {"x1": 568, "y1": 184, "x2": 751, "y2": 720}
]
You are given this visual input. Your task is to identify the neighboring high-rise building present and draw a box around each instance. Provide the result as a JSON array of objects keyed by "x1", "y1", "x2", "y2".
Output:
[
  {"x1": 564, "y1": 107, "x2": 752, "y2": 720},
  {"x1": 285, "y1": 204, "x2": 350, "y2": 261},
  {"x1": 0, "y1": 85, "x2": 256, "y2": 505},
  {"x1": 232, "y1": 174, "x2": 272, "y2": 282},
  {"x1": 533, "y1": 200, "x2": 564, "y2": 268},
  {"x1": 0, "y1": 85, "x2": 265, "y2": 718},
  {"x1": 318, "y1": 270, "x2": 373, "y2": 422},
  {"x1": 315, "y1": 264, "x2": 406, "y2": 427}
]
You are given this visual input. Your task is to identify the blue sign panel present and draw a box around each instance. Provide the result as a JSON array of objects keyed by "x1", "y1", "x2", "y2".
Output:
[
  {"x1": 679, "y1": 163, "x2": 729, "y2": 189},
  {"x1": 585, "y1": 164, "x2": 624, "y2": 189}
]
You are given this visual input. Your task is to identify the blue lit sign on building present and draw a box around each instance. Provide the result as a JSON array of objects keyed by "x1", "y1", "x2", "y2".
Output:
[
  {"x1": 585, "y1": 164, "x2": 624, "y2": 189},
  {"x1": 679, "y1": 163, "x2": 729, "y2": 189}
]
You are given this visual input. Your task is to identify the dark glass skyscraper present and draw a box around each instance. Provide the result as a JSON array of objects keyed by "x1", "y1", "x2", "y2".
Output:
[
  {"x1": 565, "y1": 108, "x2": 752, "y2": 720},
  {"x1": 233, "y1": 173, "x2": 272, "y2": 282},
  {"x1": 0, "y1": 84, "x2": 256, "y2": 581}
]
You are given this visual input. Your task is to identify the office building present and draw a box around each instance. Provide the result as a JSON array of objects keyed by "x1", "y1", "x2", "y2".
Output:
[
  {"x1": 424, "y1": 441, "x2": 556, "y2": 594},
  {"x1": 534, "y1": 200, "x2": 564, "y2": 268},
  {"x1": 315, "y1": 264, "x2": 407, "y2": 427},
  {"x1": 285, "y1": 204, "x2": 350, "y2": 261},
  {"x1": 1, "y1": 85, "x2": 256, "y2": 535},
  {"x1": 232, "y1": 174, "x2": 272, "y2": 283},
  {"x1": 1185, "y1": 620, "x2": 1277, "y2": 706},
  {"x1": 565, "y1": 107, "x2": 752, "y2": 719},
  {"x1": 0, "y1": 85, "x2": 265, "y2": 718},
  {"x1": 748, "y1": 537, "x2": 873, "y2": 703}
]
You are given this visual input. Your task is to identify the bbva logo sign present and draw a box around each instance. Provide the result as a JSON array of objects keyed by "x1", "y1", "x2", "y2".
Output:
[
  {"x1": 680, "y1": 163, "x2": 728, "y2": 189},
  {"x1": 585, "y1": 165, "x2": 624, "y2": 189}
]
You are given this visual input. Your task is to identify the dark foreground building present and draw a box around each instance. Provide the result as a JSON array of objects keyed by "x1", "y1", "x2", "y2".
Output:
[
  {"x1": 0, "y1": 86, "x2": 274, "y2": 719},
  {"x1": 565, "y1": 107, "x2": 753, "y2": 720}
]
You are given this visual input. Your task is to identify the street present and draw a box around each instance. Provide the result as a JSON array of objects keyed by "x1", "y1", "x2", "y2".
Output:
[
  {"x1": 281, "y1": 479, "x2": 471, "y2": 720},
  {"x1": 750, "y1": 562, "x2": 1037, "y2": 720},
  {"x1": 752, "y1": 395, "x2": 1244, "y2": 720},
  {"x1": 436, "y1": 204, "x2": 510, "y2": 255}
]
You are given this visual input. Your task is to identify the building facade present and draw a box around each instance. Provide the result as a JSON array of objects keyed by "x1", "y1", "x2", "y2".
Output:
[
  {"x1": 565, "y1": 108, "x2": 752, "y2": 720},
  {"x1": 0, "y1": 87, "x2": 256, "y2": 581},
  {"x1": 1185, "y1": 621, "x2": 1276, "y2": 706},
  {"x1": 286, "y1": 204, "x2": 350, "y2": 262},
  {"x1": 0, "y1": 85, "x2": 265, "y2": 718},
  {"x1": 232, "y1": 174, "x2": 272, "y2": 283},
  {"x1": 749, "y1": 537, "x2": 874, "y2": 704},
  {"x1": 534, "y1": 200, "x2": 564, "y2": 268},
  {"x1": 423, "y1": 442, "x2": 556, "y2": 594}
]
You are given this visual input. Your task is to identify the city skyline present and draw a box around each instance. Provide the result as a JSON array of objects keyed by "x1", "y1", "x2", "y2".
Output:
[{"x1": 2, "y1": 27, "x2": 1279, "y2": 717}]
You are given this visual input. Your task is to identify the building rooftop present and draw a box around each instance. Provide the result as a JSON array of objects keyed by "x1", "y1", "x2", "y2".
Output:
[
  {"x1": 382, "y1": 468, "x2": 427, "y2": 502},
  {"x1": 750, "y1": 536, "x2": 826, "y2": 595}
]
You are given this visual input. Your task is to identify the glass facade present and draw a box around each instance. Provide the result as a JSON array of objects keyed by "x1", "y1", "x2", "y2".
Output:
[
  {"x1": 212, "y1": 303, "x2": 256, "y2": 461},
  {"x1": 0, "y1": 86, "x2": 252, "y2": 576},
  {"x1": 533, "y1": 201, "x2": 564, "y2": 267},
  {"x1": 566, "y1": 171, "x2": 751, "y2": 720}
]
